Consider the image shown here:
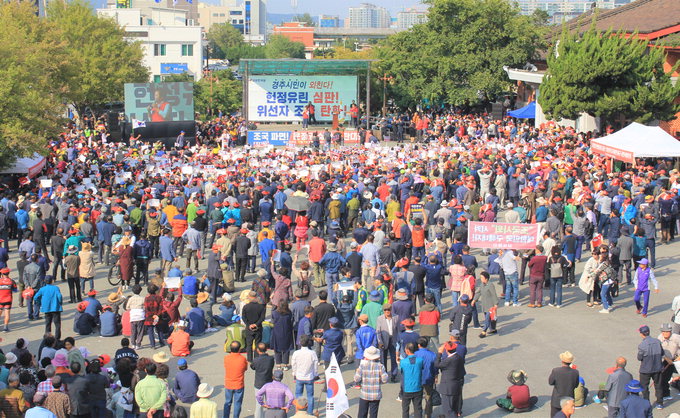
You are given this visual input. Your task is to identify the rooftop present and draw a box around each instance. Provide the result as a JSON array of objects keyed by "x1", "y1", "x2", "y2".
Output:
[{"x1": 557, "y1": 0, "x2": 680, "y2": 37}]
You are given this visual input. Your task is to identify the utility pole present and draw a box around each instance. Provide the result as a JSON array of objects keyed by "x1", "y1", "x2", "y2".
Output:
[{"x1": 379, "y1": 73, "x2": 393, "y2": 117}]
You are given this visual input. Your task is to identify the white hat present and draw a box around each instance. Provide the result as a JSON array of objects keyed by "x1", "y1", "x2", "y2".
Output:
[
  {"x1": 364, "y1": 346, "x2": 380, "y2": 360},
  {"x1": 222, "y1": 293, "x2": 232, "y2": 302},
  {"x1": 196, "y1": 383, "x2": 214, "y2": 398},
  {"x1": 440, "y1": 200, "x2": 448, "y2": 207}
]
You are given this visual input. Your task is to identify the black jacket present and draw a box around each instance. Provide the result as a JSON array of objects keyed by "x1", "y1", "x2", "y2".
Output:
[
  {"x1": 233, "y1": 235, "x2": 251, "y2": 258},
  {"x1": 312, "y1": 302, "x2": 336, "y2": 331},
  {"x1": 250, "y1": 353, "x2": 275, "y2": 389},
  {"x1": 435, "y1": 352, "x2": 466, "y2": 395},
  {"x1": 548, "y1": 365, "x2": 580, "y2": 407}
]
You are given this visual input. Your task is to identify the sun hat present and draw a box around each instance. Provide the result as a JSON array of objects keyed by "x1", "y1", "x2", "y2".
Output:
[
  {"x1": 507, "y1": 370, "x2": 528, "y2": 386},
  {"x1": 368, "y1": 290, "x2": 382, "y2": 302},
  {"x1": 394, "y1": 288, "x2": 408, "y2": 300},
  {"x1": 196, "y1": 383, "x2": 214, "y2": 398},
  {"x1": 196, "y1": 292, "x2": 210, "y2": 304},
  {"x1": 108, "y1": 292, "x2": 122, "y2": 303},
  {"x1": 364, "y1": 346, "x2": 380, "y2": 360},
  {"x1": 559, "y1": 351, "x2": 574, "y2": 364},
  {"x1": 5, "y1": 352, "x2": 18, "y2": 365},
  {"x1": 153, "y1": 352, "x2": 169, "y2": 363}
]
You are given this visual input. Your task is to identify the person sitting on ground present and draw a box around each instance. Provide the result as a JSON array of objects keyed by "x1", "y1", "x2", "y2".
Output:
[
  {"x1": 496, "y1": 369, "x2": 538, "y2": 412},
  {"x1": 212, "y1": 293, "x2": 237, "y2": 327},
  {"x1": 99, "y1": 305, "x2": 120, "y2": 337},
  {"x1": 167, "y1": 321, "x2": 194, "y2": 357},
  {"x1": 185, "y1": 299, "x2": 207, "y2": 336}
]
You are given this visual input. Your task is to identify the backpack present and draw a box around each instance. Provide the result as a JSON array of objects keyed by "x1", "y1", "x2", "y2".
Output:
[
  {"x1": 584, "y1": 218, "x2": 594, "y2": 236},
  {"x1": 224, "y1": 323, "x2": 246, "y2": 352},
  {"x1": 297, "y1": 278, "x2": 310, "y2": 299},
  {"x1": 550, "y1": 260, "x2": 562, "y2": 278}
]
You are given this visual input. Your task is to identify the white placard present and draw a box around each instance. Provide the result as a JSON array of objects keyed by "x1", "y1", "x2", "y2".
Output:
[
  {"x1": 40, "y1": 179, "x2": 53, "y2": 188},
  {"x1": 147, "y1": 199, "x2": 160, "y2": 208},
  {"x1": 181, "y1": 166, "x2": 193, "y2": 175},
  {"x1": 164, "y1": 276, "x2": 181, "y2": 289},
  {"x1": 123, "y1": 172, "x2": 132, "y2": 179}
]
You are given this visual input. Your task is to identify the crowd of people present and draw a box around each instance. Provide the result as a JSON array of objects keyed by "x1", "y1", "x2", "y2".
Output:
[{"x1": 0, "y1": 110, "x2": 678, "y2": 417}]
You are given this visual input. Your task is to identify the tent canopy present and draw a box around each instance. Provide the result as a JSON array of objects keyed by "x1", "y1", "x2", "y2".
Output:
[
  {"x1": 590, "y1": 122, "x2": 680, "y2": 164},
  {"x1": 0, "y1": 153, "x2": 46, "y2": 178},
  {"x1": 508, "y1": 101, "x2": 536, "y2": 119}
]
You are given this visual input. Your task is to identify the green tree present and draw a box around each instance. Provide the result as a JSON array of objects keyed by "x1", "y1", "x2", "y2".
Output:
[
  {"x1": 47, "y1": 0, "x2": 148, "y2": 122},
  {"x1": 195, "y1": 70, "x2": 242, "y2": 119},
  {"x1": 208, "y1": 22, "x2": 245, "y2": 59},
  {"x1": 294, "y1": 13, "x2": 315, "y2": 26},
  {"x1": 539, "y1": 24, "x2": 680, "y2": 125},
  {"x1": 0, "y1": 2, "x2": 71, "y2": 166},
  {"x1": 264, "y1": 34, "x2": 306, "y2": 59},
  {"x1": 376, "y1": 0, "x2": 546, "y2": 106},
  {"x1": 163, "y1": 74, "x2": 195, "y2": 82}
]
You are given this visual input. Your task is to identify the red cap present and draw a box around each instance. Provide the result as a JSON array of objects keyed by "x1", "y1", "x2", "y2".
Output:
[
  {"x1": 240, "y1": 228, "x2": 248, "y2": 234},
  {"x1": 262, "y1": 221, "x2": 271, "y2": 226},
  {"x1": 0, "y1": 268, "x2": 10, "y2": 274},
  {"x1": 395, "y1": 211, "x2": 403, "y2": 217},
  {"x1": 233, "y1": 203, "x2": 240, "y2": 208},
  {"x1": 196, "y1": 209, "x2": 206, "y2": 215},
  {"x1": 213, "y1": 202, "x2": 222, "y2": 207},
  {"x1": 98, "y1": 354, "x2": 111, "y2": 365}
]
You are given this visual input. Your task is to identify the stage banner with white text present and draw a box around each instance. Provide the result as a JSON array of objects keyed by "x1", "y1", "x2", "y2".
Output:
[
  {"x1": 248, "y1": 130, "x2": 359, "y2": 147},
  {"x1": 247, "y1": 76, "x2": 357, "y2": 122},
  {"x1": 468, "y1": 221, "x2": 540, "y2": 250}
]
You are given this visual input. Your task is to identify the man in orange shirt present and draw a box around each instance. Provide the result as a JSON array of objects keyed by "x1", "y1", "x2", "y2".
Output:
[
  {"x1": 224, "y1": 341, "x2": 248, "y2": 418},
  {"x1": 167, "y1": 321, "x2": 193, "y2": 357}
]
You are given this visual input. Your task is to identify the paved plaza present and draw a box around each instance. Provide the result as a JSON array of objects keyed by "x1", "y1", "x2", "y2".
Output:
[{"x1": 6, "y1": 238, "x2": 680, "y2": 417}]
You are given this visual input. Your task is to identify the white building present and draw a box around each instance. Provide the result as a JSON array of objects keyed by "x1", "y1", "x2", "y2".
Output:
[
  {"x1": 98, "y1": 7, "x2": 203, "y2": 82},
  {"x1": 349, "y1": 3, "x2": 391, "y2": 28},
  {"x1": 197, "y1": 0, "x2": 267, "y2": 44},
  {"x1": 512, "y1": 0, "x2": 633, "y2": 23},
  {"x1": 396, "y1": 9, "x2": 427, "y2": 29}
]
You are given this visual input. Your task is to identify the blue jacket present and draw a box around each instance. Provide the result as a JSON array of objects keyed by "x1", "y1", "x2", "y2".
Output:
[
  {"x1": 100, "y1": 311, "x2": 118, "y2": 337},
  {"x1": 33, "y1": 284, "x2": 63, "y2": 313},
  {"x1": 133, "y1": 239, "x2": 152, "y2": 259},
  {"x1": 319, "y1": 252, "x2": 346, "y2": 274},
  {"x1": 619, "y1": 393, "x2": 653, "y2": 418},
  {"x1": 415, "y1": 347, "x2": 437, "y2": 385},
  {"x1": 97, "y1": 221, "x2": 115, "y2": 246},
  {"x1": 259, "y1": 239, "x2": 276, "y2": 263},
  {"x1": 84, "y1": 296, "x2": 102, "y2": 318},
  {"x1": 187, "y1": 307, "x2": 206, "y2": 336},
  {"x1": 159, "y1": 235, "x2": 176, "y2": 261},
  {"x1": 296, "y1": 316, "x2": 312, "y2": 347},
  {"x1": 400, "y1": 354, "x2": 423, "y2": 393},
  {"x1": 182, "y1": 275, "x2": 199, "y2": 296},
  {"x1": 15, "y1": 210, "x2": 29, "y2": 230},
  {"x1": 355, "y1": 325, "x2": 377, "y2": 360},
  {"x1": 321, "y1": 327, "x2": 345, "y2": 363}
]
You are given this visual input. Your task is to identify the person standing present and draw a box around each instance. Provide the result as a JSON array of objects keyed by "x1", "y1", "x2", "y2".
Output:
[
  {"x1": 353, "y1": 346, "x2": 389, "y2": 418},
  {"x1": 242, "y1": 291, "x2": 266, "y2": 363},
  {"x1": 435, "y1": 341, "x2": 466, "y2": 417},
  {"x1": 133, "y1": 233, "x2": 152, "y2": 285},
  {"x1": 125, "y1": 284, "x2": 146, "y2": 349},
  {"x1": 474, "y1": 271, "x2": 498, "y2": 339},
  {"x1": 233, "y1": 229, "x2": 251, "y2": 283},
  {"x1": 32, "y1": 276, "x2": 63, "y2": 340},
  {"x1": 495, "y1": 249, "x2": 520, "y2": 306},
  {"x1": 134, "y1": 362, "x2": 167, "y2": 418},
  {"x1": 658, "y1": 323, "x2": 680, "y2": 401},
  {"x1": 255, "y1": 369, "x2": 294, "y2": 418},
  {"x1": 548, "y1": 351, "x2": 580, "y2": 417},
  {"x1": 49, "y1": 228, "x2": 66, "y2": 282},
  {"x1": 414, "y1": 337, "x2": 437, "y2": 418},
  {"x1": 291, "y1": 335, "x2": 318, "y2": 415},
  {"x1": 400, "y1": 342, "x2": 424, "y2": 418},
  {"x1": 376, "y1": 304, "x2": 400, "y2": 382},
  {"x1": 223, "y1": 341, "x2": 248, "y2": 418},
  {"x1": 0, "y1": 267, "x2": 17, "y2": 332},
  {"x1": 63, "y1": 246, "x2": 81, "y2": 303},
  {"x1": 23, "y1": 253, "x2": 44, "y2": 320},
  {"x1": 633, "y1": 258, "x2": 659, "y2": 318},
  {"x1": 190, "y1": 383, "x2": 218, "y2": 418},
  {"x1": 527, "y1": 245, "x2": 547, "y2": 308},
  {"x1": 250, "y1": 343, "x2": 274, "y2": 418},
  {"x1": 618, "y1": 228, "x2": 634, "y2": 285},
  {"x1": 604, "y1": 357, "x2": 634, "y2": 418},
  {"x1": 637, "y1": 325, "x2": 664, "y2": 409}
]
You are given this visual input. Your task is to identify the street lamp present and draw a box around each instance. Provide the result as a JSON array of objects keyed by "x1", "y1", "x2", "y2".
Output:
[{"x1": 379, "y1": 73, "x2": 394, "y2": 117}]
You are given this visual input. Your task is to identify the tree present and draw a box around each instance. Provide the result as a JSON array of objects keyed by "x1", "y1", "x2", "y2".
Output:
[
  {"x1": 195, "y1": 70, "x2": 242, "y2": 119},
  {"x1": 264, "y1": 34, "x2": 306, "y2": 59},
  {"x1": 47, "y1": 0, "x2": 148, "y2": 121},
  {"x1": 0, "y1": 2, "x2": 71, "y2": 167},
  {"x1": 539, "y1": 24, "x2": 680, "y2": 125},
  {"x1": 208, "y1": 23, "x2": 245, "y2": 59},
  {"x1": 376, "y1": 0, "x2": 546, "y2": 106},
  {"x1": 294, "y1": 13, "x2": 315, "y2": 27}
]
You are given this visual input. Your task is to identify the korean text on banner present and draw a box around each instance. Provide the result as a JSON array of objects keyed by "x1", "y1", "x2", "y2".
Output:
[
  {"x1": 467, "y1": 221, "x2": 540, "y2": 250},
  {"x1": 248, "y1": 76, "x2": 358, "y2": 122}
]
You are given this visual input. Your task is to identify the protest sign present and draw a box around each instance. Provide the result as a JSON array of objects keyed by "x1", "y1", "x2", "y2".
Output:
[{"x1": 467, "y1": 221, "x2": 540, "y2": 250}]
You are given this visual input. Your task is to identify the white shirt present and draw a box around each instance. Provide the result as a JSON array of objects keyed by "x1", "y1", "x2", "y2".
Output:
[
  {"x1": 494, "y1": 250, "x2": 518, "y2": 275},
  {"x1": 291, "y1": 347, "x2": 318, "y2": 381}
]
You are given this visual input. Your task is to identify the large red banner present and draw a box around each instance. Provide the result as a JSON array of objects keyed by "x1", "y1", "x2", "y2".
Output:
[{"x1": 468, "y1": 221, "x2": 540, "y2": 250}]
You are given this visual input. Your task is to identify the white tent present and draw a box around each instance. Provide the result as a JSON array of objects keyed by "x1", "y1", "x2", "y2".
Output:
[
  {"x1": 0, "y1": 153, "x2": 46, "y2": 178},
  {"x1": 590, "y1": 122, "x2": 680, "y2": 164}
]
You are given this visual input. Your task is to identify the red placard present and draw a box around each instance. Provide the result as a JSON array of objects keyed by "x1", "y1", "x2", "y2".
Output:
[{"x1": 467, "y1": 221, "x2": 540, "y2": 250}]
